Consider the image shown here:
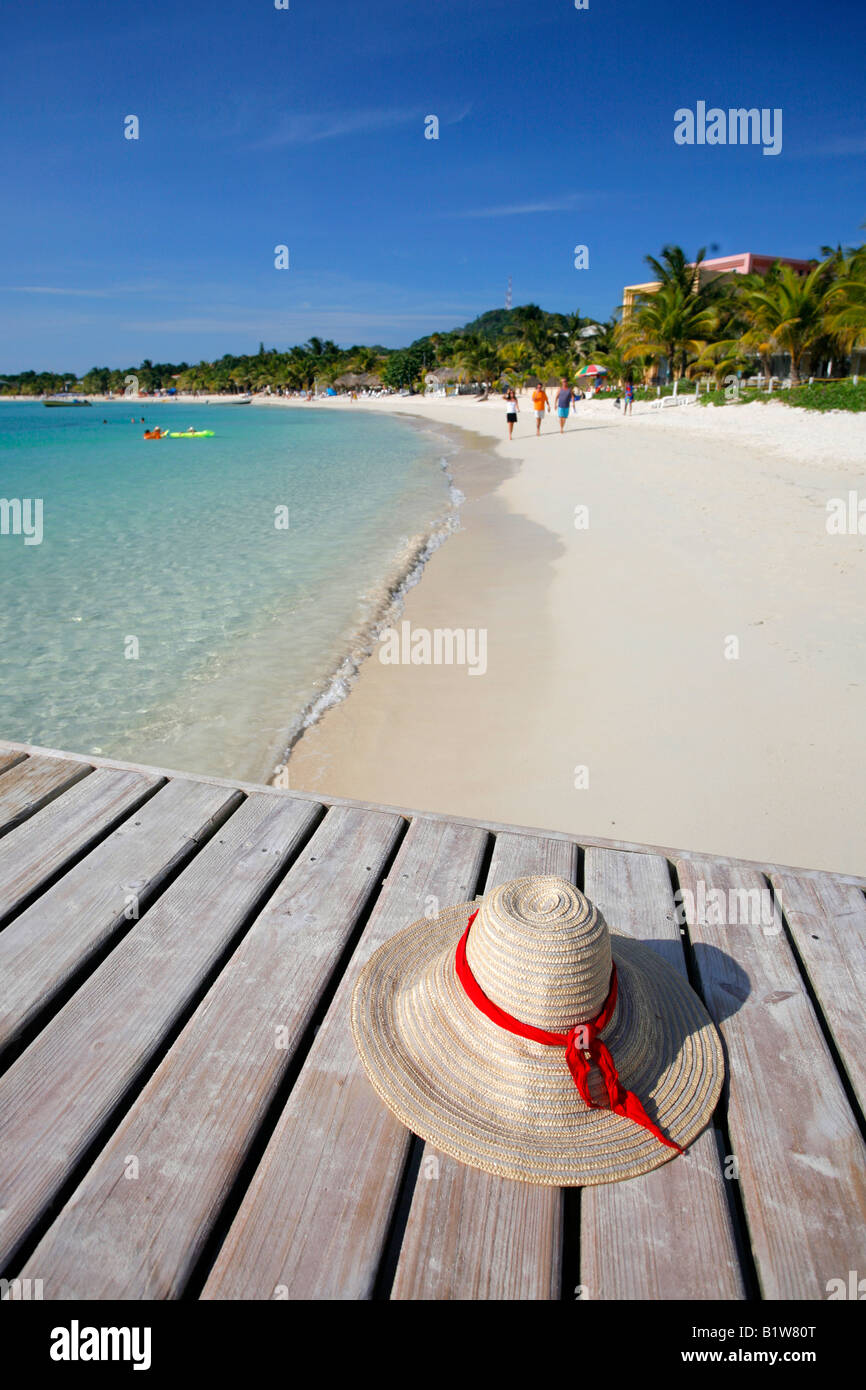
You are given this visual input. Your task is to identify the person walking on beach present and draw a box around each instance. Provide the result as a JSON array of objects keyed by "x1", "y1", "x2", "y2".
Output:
[
  {"x1": 531, "y1": 381, "x2": 550, "y2": 435},
  {"x1": 555, "y1": 378, "x2": 573, "y2": 434},
  {"x1": 504, "y1": 387, "x2": 520, "y2": 441},
  {"x1": 623, "y1": 376, "x2": 634, "y2": 416}
]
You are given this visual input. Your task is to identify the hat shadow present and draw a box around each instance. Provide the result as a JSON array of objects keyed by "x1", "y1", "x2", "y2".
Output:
[
  {"x1": 634, "y1": 937, "x2": 751, "y2": 1026},
  {"x1": 621, "y1": 938, "x2": 748, "y2": 1126}
]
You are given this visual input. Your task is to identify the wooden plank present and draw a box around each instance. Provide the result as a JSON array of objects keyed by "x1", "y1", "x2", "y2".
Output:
[
  {"x1": 0, "y1": 792, "x2": 320, "y2": 1271},
  {"x1": 0, "y1": 749, "x2": 28, "y2": 776},
  {"x1": 17, "y1": 805, "x2": 404, "y2": 1299},
  {"x1": 0, "y1": 754, "x2": 91, "y2": 837},
  {"x1": 0, "y1": 777, "x2": 241, "y2": 1055},
  {"x1": 772, "y1": 873, "x2": 866, "y2": 1118},
  {"x1": 678, "y1": 858, "x2": 866, "y2": 1299},
  {"x1": 389, "y1": 831, "x2": 577, "y2": 1301},
  {"x1": 0, "y1": 768, "x2": 160, "y2": 924},
  {"x1": 5, "y1": 741, "x2": 865, "y2": 890},
  {"x1": 580, "y1": 848, "x2": 744, "y2": 1300},
  {"x1": 201, "y1": 816, "x2": 489, "y2": 1300}
]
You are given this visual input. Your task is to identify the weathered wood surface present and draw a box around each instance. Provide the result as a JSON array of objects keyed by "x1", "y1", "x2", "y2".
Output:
[
  {"x1": 580, "y1": 848, "x2": 744, "y2": 1300},
  {"x1": 201, "y1": 816, "x2": 489, "y2": 1300},
  {"x1": 0, "y1": 743, "x2": 863, "y2": 1301},
  {"x1": 0, "y1": 794, "x2": 319, "y2": 1270},
  {"x1": 0, "y1": 754, "x2": 90, "y2": 837},
  {"x1": 0, "y1": 748, "x2": 28, "y2": 777},
  {"x1": 0, "y1": 767, "x2": 159, "y2": 924},
  {"x1": 678, "y1": 858, "x2": 866, "y2": 1300},
  {"x1": 771, "y1": 872, "x2": 866, "y2": 1118},
  {"x1": 17, "y1": 806, "x2": 403, "y2": 1299},
  {"x1": 0, "y1": 778, "x2": 240, "y2": 1055},
  {"x1": 390, "y1": 832, "x2": 576, "y2": 1301}
]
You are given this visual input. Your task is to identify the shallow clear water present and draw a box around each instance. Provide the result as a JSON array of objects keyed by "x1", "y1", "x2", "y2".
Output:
[{"x1": 0, "y1": 401, "x2": 457, "y2": 779}]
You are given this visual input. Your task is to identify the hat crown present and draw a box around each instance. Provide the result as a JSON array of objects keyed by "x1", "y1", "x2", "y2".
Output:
[{"x1": 465, "y1": 876, "x2": 612, "y2": 1032}]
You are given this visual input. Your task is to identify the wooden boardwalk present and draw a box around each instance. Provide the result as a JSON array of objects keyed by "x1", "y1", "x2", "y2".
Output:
[{"x1": 0, "y1": 739, "x2": 864, "y2": 1301}]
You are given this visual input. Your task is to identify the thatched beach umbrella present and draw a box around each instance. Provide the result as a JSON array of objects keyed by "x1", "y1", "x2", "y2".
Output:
[
  {"x1": 426, "y1": 367, "x2": 469, "y2": 385},
  {"x1": 334, "y1": 371, "x2": 381, "y2": 389}
]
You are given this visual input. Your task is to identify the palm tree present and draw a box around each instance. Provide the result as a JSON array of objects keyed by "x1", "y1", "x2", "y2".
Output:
[
  {"x1": 620, "y1": 246, "x2": 725, "y2": 380},
  {"x1": 499, "y1": 340, "x2": 534, "y2": 385},
  {"x1": 737, "y1": 262, "x2": 830, "y2": 386},
  {"x1": 540, "y1": 349, "x2": 573, "y2": 383},
  {"x1": 507, "y1": 304, "x2": 554, "y2": 362},
  {"x1": 453, "y1": 338, "x2": 501, "y2": 384},
  {"x1": 823, "y1": 244, "x2": 866, "y2": 355},
  {"x1": 591, "y1": 340, "x2": 633, "y2": 387},
  {"x1": 644, "y1": 244, "x2": 709, "y2": 297},
  {"x1": 580, "y1": 317, "x2": 616, "y2": 367},
  {"x1": 620, "y1": 281, "x2": 719, "y2": 380},
  {"x1": 561, "y1": 310, "x2": 590, "y2": 357},
  {"x1": 348, "y1": 347, "x2": 383, "y2": 376}
]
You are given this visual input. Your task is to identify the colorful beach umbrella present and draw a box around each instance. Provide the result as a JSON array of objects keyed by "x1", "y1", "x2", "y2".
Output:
[{"x1": 575, "y1": 364, "x2": 608, "y2": 376}]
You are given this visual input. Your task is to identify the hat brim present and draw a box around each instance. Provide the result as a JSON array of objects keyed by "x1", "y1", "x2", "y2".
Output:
[{"x1": 351, "y1": 901, "x2": 725, "y2": 1186}]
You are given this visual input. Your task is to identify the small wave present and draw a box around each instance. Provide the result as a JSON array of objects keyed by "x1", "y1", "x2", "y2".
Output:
[{"x1": 268, "y1": 465, "x2": 464, "y2": 779}]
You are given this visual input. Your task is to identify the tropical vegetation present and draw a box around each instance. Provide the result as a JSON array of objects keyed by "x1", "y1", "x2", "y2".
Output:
[{"x1": 2, "y1": 234, "x2": 864, "y2": 401}]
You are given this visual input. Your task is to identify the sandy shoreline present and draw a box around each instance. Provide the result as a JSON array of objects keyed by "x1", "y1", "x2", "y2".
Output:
[
  {"x1": 8, "y1": 391, "x2": 863, "y2": 871},
  {"x1": 281, "y1": 393, "x2": 865, "y2": 874}
]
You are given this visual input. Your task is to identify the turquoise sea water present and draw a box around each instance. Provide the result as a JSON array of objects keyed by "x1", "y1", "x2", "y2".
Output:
[{"x1": 0, "y1": 401, "x2": 459, "y2": 779}]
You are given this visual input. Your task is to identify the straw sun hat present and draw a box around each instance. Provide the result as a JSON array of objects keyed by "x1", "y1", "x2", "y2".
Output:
[{"x1": 352, "y1": 875, "x2": 725, "y2": 1186}]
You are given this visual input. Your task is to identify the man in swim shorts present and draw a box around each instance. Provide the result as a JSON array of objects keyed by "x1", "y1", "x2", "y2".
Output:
[
  {"x1": 531, "y1": 382, "x2": 550, "y2": 435},
  {"x1": 555, "y1": 378, "x2": 573, "y2": 433}
]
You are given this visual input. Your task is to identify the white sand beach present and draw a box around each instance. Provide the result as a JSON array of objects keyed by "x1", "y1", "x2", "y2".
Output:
[{"x1": 282, "y1": 393, "x2": 866, "y2": 875}]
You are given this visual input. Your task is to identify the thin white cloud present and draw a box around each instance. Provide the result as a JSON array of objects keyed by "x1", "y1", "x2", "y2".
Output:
[
  {"x1": 3, "y1": 283, "x2": 163, "y2": 298},
  {"x1": 252, "y1": 108, "x2": 419, "y2": 149},
  {"x1": 444, "y1": 194, "x2": 600, "y2": 219},
  {"x1": 5, "y1": 285, "x2": 118, "y2": 297}
]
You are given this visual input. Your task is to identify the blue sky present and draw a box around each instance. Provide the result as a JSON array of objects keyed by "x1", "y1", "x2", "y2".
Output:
[{"x1": 1, "y1": 0, "x2": 863, "y2": 371}]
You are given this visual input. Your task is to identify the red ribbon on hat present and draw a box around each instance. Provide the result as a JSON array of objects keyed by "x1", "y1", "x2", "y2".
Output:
[{"x1": 455, "y1": 910, "x2": 684, "y2": 1154}]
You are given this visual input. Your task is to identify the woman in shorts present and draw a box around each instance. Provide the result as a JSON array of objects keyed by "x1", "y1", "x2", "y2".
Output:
[{"x1": 504, "y1": 387, "x2": 520, "y2": 440}]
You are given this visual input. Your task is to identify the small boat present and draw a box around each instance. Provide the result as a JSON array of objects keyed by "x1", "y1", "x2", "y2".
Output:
[
  {"x1": 143, "y1": 429, "x2": 167, "y2": 440},
  {"x1": 43, "y1": 391, "x2": 91, "y2": 405},
  {"x1": 168, "y1": 430, "x2": 214, "y2": 438}
]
